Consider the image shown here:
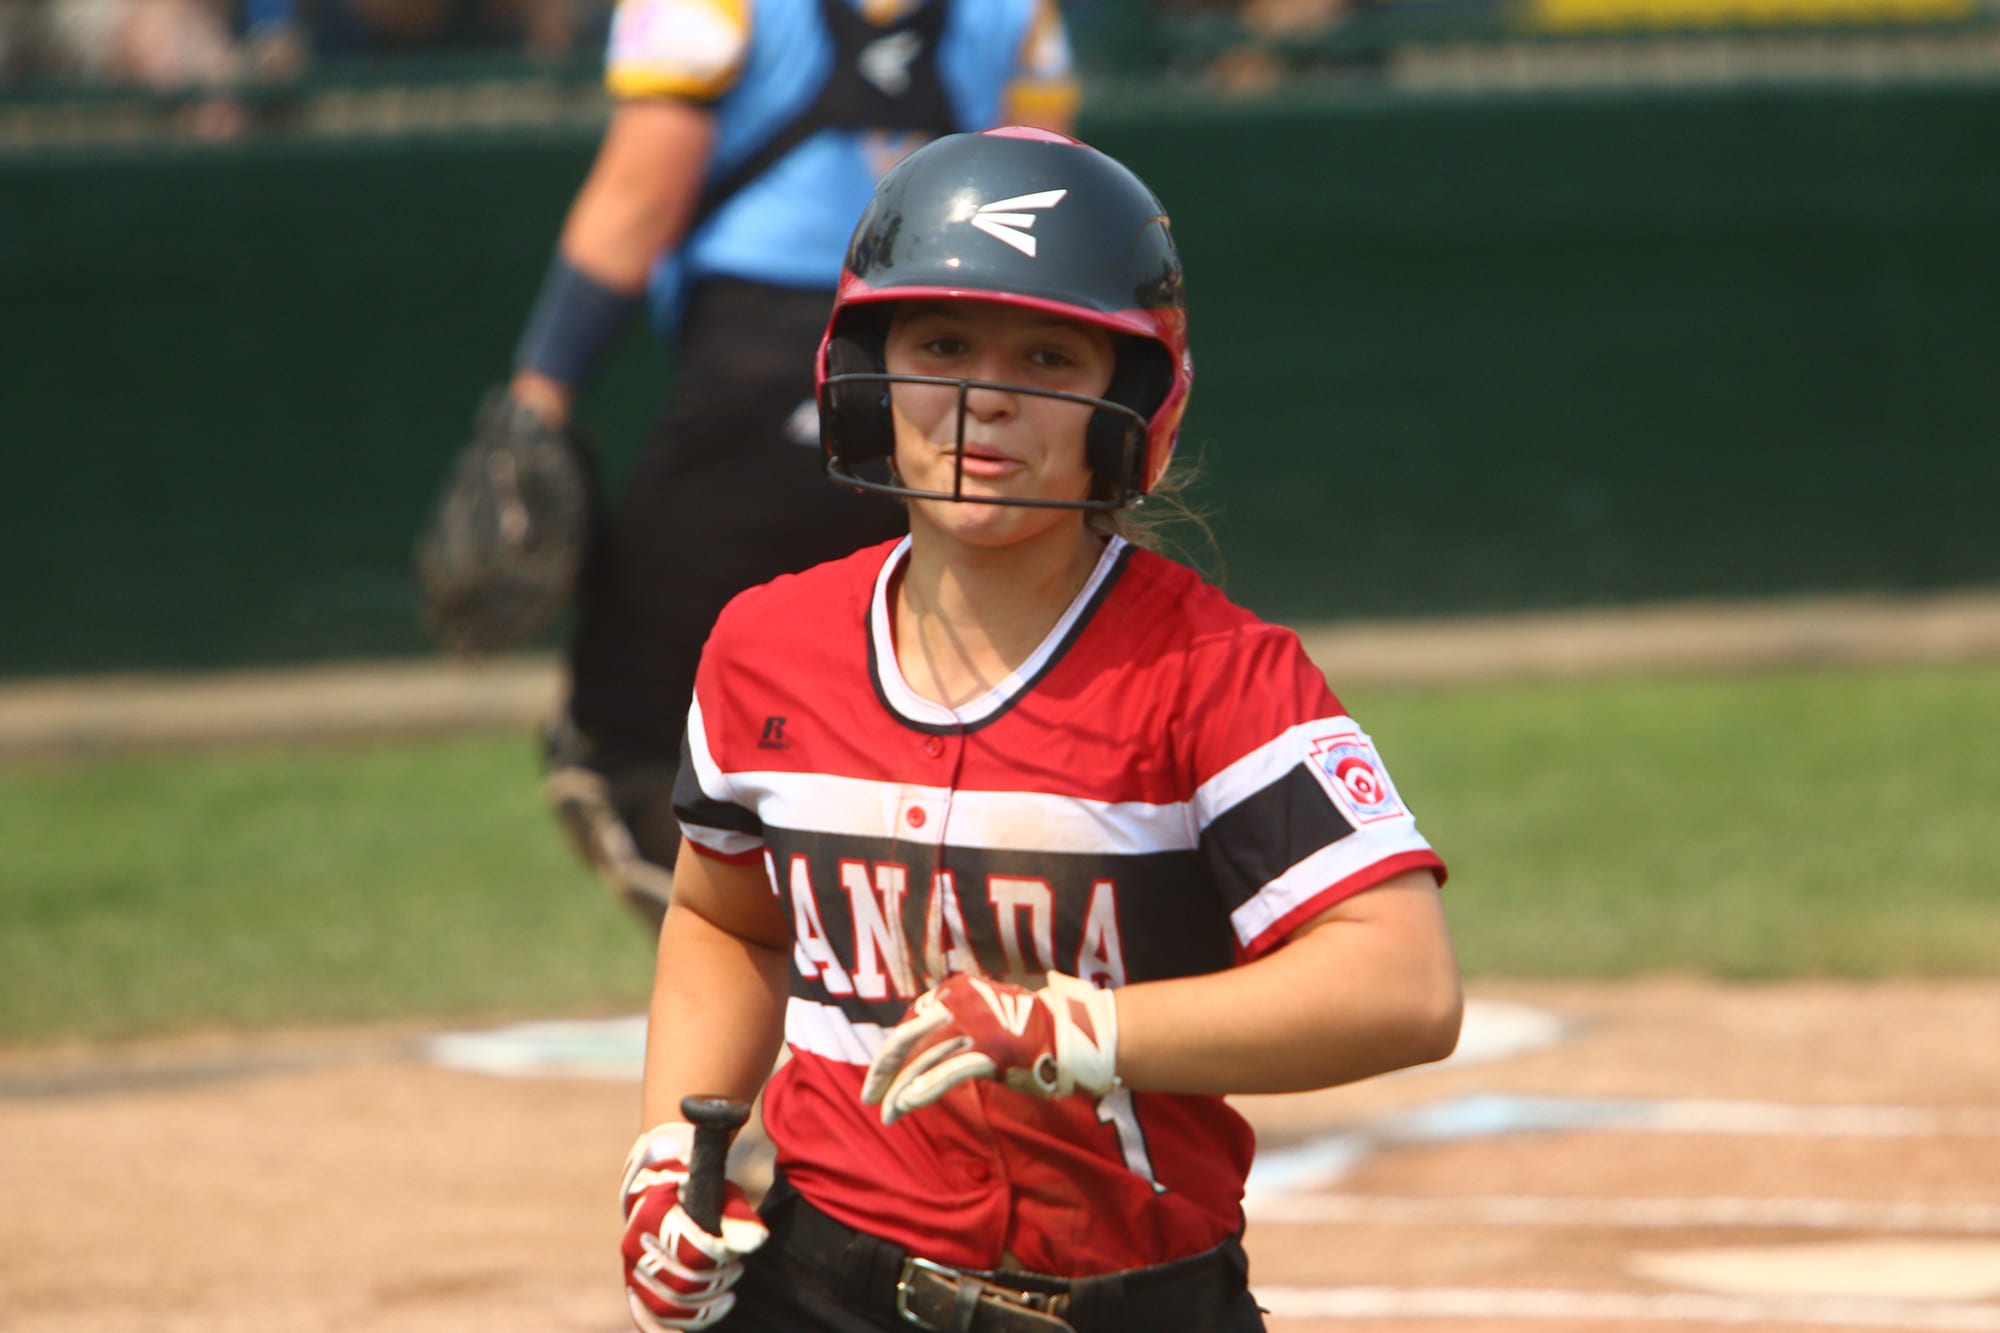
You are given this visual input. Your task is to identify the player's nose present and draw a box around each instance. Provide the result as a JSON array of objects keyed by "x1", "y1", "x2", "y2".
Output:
[{"x1": 961, "y1": 373, "x2": 1018, "y2": 423}]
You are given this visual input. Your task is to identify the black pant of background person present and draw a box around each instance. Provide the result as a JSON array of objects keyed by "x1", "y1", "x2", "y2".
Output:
[{"x1": 555, "y1": 279, "x2": 906, "y2": 912}]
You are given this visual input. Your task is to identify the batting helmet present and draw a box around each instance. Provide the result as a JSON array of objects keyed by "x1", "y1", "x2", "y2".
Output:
[{"x1": 817, "y1": 127, "x2": 1191, "y2": 510}]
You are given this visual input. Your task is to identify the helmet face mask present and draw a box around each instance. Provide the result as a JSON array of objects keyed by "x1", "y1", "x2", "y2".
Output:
[
  {"x1": 823, "y1": 348, "x2": 1154, "y2": 513},
  {"x1": 818, "y1": 129, "x2": 1190, "y2": 512}
]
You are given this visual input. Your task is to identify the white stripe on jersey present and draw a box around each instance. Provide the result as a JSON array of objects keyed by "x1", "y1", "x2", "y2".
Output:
[
  {"x1": 1229, "y1": 822, "x2": 1436, "y2": 946},
  {"x1": 687, "y1": 693, "x2": 728, "y2": 797},
  {"x1": 683, "y1": 695, "x2": 766, "y2": 858},
  {"x1": 682, "y1": 819, "x2": 763, "y2": 858},
  {"x1": 699, "y1": 767, "x2": 1197, "y2": 853},
  {"x1": 787, "y1": 995, "x2": 889, "y2": 1066},
  {"x1": 1194, "y1": 714, "x2": 1397, "y2": 831},
  {"x1": 689, "y1": 699, "x2": 1429, "y2": 867}
]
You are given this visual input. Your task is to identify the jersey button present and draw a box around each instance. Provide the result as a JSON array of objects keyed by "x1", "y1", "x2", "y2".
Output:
[{"x1": 924, "y1": 735, "x2": 945, "y2": 758}]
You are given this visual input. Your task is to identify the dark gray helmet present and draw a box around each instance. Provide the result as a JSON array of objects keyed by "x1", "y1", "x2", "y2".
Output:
[{"x1": 816, "y1": 128, "x2": 1191, "y2": 509}]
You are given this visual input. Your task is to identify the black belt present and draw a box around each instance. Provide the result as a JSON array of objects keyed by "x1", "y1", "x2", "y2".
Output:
[{"x1": 759, "y1": 1175, "x2": 1250, "y2": 1333}]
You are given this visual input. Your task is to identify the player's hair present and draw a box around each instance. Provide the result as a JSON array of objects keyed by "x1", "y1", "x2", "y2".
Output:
[{"x1": 1090, "y1": 450, "x2": 1221, "y2": 583}]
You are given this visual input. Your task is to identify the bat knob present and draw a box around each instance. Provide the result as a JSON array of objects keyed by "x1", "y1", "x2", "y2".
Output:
[
  {"x1": 678, "y1": 1095, "x2": 751, "y2": 1236},
  {"x1": 681, "y1": 1095, "x2": 752, "y2": 1132}
]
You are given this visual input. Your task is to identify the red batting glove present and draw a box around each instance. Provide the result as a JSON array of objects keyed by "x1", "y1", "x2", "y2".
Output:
[
  {"x1": 620, "y1": 1122, "x2": 770, "y2": 1332},
  {"x1": 861, "y1": 971, "x2": 1120, "y2": 1125}
]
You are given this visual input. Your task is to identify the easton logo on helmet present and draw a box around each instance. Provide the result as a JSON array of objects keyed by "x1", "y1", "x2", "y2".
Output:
[{"x1": 968, "y1": 190, "x2": 1068, "y2": 257}]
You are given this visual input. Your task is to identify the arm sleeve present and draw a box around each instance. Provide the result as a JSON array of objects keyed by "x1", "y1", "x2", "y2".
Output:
[
  {"x1": 242, "y1": 0, "x2": 296, "y2": 30},
  {"x1": 1187, "y1": 627, "x2": 1446, "y2": 961},
  {"x1": 604, "y1": 0, "x2": 751, "y2": 103}
]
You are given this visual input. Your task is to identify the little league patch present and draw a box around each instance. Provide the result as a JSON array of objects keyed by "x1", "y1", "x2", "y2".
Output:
[{"x1": 1307, "y1": 731, "x2": 1406, "y2": 824}]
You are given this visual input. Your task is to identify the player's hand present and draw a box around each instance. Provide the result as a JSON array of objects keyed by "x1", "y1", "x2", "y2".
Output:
[
  {"x1": 508, "y1": 369, "x2": 574, "y2": 432},
  {"x1": 861, "y1": 971, "x2": 1120, "y2": 1125},
  {"x1": 620, "y1": 1122, "x2": 769, "y2": 1331}
]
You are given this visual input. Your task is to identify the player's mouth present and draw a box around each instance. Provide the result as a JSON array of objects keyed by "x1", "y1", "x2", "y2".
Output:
[{"x1": 952, "y1": 441, "x2": 1024, "y2": 481}]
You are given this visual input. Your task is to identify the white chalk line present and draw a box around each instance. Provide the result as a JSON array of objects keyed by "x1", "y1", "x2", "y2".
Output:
[
  {"x1": 1378, "y1": 1094, "x2": 2000, "y2": 1143},
  {"x1": 1246, "y1": 1193, "x2": 2000, "y2": 1234},
  {"x1": 1254, "y1": 1285, "x2": 2000, "y2": 1329},
  {"x1": 1243, "y1": 1093, "x2": 2000, "y2": 1200},
  {"x1": 1626, "y1": 1098, "x2": 2000, "y2": 1138}
]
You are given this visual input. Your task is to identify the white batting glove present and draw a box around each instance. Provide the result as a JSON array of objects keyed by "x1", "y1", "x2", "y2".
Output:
[
  {"x1": 861, "y1": 971, "x2": 1120, "y2": 1125},
  {"x1": 619, "y1": 1122, "x2": 769, "y2": 1331}
]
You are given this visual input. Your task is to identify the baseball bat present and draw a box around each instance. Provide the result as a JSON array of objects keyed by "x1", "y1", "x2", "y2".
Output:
[{"x1": 679, "y1": 1094, "x2": 751, "y2": 1236}]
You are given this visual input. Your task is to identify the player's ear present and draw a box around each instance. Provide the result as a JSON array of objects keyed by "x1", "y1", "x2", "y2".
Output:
[
  {"x1": 1085, "y1": 337, "x2": 1171, "y2": 500},
  {"x1": 821, "y1": 313, "x2": 896, "y2": 465}
]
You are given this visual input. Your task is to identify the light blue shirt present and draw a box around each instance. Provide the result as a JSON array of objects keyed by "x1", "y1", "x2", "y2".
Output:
[{"x1": 628, "y1": 0, "x2": 1065, "y2": 333}]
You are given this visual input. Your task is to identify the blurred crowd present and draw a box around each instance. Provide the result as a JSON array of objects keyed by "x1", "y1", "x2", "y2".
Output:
[
  {"x1": 0, "y1": 0, "x2": 1387, "y2": 134},
  {"x1": 1153, "y1": 0, "x2": 1362, "y2": 88},
  {"x1": 0, "y1": 0, "x2": 1362, "y2": 96},
  {"x1": 0, "y1": 0, "x2": 614, "y2": 92}
]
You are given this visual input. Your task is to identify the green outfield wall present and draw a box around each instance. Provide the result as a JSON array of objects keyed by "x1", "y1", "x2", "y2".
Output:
[{"x1": 3, "y1": 80, "x2": 1996, "y2": 677}]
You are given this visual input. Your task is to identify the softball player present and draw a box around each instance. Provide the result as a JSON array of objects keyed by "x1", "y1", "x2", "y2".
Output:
[
  {"x1": 619, "y1": 129, "x2": 1462, "y2": 1332},
  {"x1": 503, "y1": 0, "x2": 1078, "y2": 926}
]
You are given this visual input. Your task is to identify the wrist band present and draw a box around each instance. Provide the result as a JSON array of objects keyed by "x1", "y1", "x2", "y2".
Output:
[{"x1": 512, "y1": 253, "x2": 643, "y2": 390}]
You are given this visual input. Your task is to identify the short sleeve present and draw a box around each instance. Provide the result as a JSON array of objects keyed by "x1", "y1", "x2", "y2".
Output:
[
  {"x1": 1187, "y1": 626, "x2": 1445, "y2": 960},
  {"x1": 605, "y1": 0, "x2": 751, "y2": 103},
  {"x1": 673, "y1": 659, "x2": 768, "y2": 866}
]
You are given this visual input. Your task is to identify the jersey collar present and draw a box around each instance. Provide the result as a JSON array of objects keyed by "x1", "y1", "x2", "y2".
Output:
[{"x1": 867, "y1": 533, "x2": 1128, "y2": 731}]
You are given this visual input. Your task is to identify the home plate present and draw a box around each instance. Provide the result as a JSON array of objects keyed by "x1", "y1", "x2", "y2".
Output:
[
  {"x1": 424, "y1": 1014, "x2": 648, "y2": 1078},
  {"x1": 1630, "y1": 1239, "x2": 2000, "y2": 1301},
  {"x1": 1436, "y1": 996, "x2": 1566, "y2": 1067}
]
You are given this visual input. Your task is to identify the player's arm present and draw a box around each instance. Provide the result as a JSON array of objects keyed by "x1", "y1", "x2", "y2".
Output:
[
  {"x1": 623, "y1": 838, "x2": 785, "y2": 1330},
  {"x1": 1112, "y1": 867, "x2": 1461, "y2": 1095},
  {"x1": 511, "y1": 98, "x2": 717, "y2": 428},
  {"x1": 862, "y1": 869, "x2": 1458, "y2": 1123},
  {"x1": 638, "y1": 838, "x2": 792, "y2": 1128}
]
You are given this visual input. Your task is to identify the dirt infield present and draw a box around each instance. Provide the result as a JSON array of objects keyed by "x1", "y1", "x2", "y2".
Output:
[
  {"x1": 4, "y1": 980, "x2": 1997, "y2": 1332},
  {"x1": 5, "y1": 592, "x2": 1999, "y2": 1330}
]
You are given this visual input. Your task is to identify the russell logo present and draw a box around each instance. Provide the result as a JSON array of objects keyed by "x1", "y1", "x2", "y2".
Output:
[{"x1": 969, "y1": 189, "x2": 1068, "y2": 257}]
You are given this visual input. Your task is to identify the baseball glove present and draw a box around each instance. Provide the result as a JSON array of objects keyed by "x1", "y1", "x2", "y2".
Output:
[{"x1": 414, "y1": 389, "x2": 594, "y2": 656}]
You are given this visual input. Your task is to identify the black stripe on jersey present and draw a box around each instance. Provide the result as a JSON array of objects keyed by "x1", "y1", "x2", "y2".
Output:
[
  {"x1": 769, "y1": 824, "x2": 1234, "y2": 1028},
  {"x1": 673, "y1": 733, "x2": 764, "y2": 837},
  {"x1": 867, "y1": 542, "x2": 1136, "y2": 736},
  {"x1": 1198, "y1": 763, "x2": 1354, "y2": 913}
]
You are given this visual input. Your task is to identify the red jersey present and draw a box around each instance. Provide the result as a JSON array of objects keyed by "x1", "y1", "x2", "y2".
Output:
[{"x1": 677, "y1": 536, "x2": 1445, "y2": 1276}]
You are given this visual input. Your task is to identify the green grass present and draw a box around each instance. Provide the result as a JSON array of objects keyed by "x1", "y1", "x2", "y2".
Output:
[
  {"x1": 1343, "y1": 663, "x2": 2000, "y2": 980},
  {"x1": 3, "y1": 662, "x2": 1996, "y2": 1044},
  {"x1": 0, "y1": 734, "x2": 658, "y2": 1043}
]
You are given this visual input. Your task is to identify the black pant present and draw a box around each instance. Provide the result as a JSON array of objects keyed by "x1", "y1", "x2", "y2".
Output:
[
  {"x1": 565, "y1": 280, "x2": 906, "y2": 852},
  {"x1": 720, "y1": 1177, "x2": 1267, "y2": 1333}
]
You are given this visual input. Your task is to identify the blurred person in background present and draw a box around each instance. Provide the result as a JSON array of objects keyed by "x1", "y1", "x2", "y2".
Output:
[
  {"x1": 303, "y1": 0, "x2": 609, "y2": 59},
  {"x1": 469, "y1": 0, "x2": 1079, "y2": 933},
  {"x1": 0, "y1": 2, "x2": 31, "y2": 79},
  {"x1": 37, "y1": 0, "x2": 246, "y2": 128}
]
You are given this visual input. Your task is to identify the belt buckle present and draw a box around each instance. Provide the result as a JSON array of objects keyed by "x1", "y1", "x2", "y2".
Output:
[
  {"x1": 896, "y1": 1257, "x2": 959, "y2": 1332},
  {"x1": 896, "y1": 1256, "x2": 1072, "y2": 1331}
]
